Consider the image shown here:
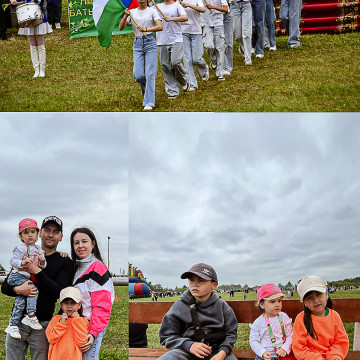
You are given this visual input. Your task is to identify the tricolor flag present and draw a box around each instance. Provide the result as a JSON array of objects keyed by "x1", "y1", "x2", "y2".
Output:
[{"x1": 93, "y1": 0, "x2": 138, "y2": 47}]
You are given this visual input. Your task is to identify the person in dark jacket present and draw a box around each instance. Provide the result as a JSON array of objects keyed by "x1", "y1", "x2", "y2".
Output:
[{"x1": 159, "y1": 263, "x2": 238, "y2": 360}]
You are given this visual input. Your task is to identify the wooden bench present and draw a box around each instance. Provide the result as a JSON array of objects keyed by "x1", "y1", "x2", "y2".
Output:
[{"x1": 129, "y1": 298, "x2": 360, "y2": 360}]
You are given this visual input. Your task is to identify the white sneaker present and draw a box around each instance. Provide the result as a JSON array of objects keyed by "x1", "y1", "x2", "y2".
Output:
[
  {"x1": 55, "y1": 22, "x2": 61, "y2": 29},
  {"x1": 168, "y1": 94, "x2": 179, "y2": 100},
  {"x1": 210, "y1": 62, "x2": 216, "y2": 70},
  {"x1": 5, "y1": 325, "x2": 21, "y2": 339},
  {"x1": 188, "y1": 87, "x2": 196, "y2": 91},
  {"x1": 223, "y1": 70, "x2": 231, "y2": 76},
  {"x1": 255, "y1": 53, "x2": 264, "y2": 58},
  {"x1": 245, "y1": 61, "x2": 252, "y2": 66},
  {"x1": 269, "y1": 45, "x2": 277, "y2": 51},
  {"x1": 21, "y1": 315, "x2": 42, "y2": 330},
  {"x1": 182, "y1": 81, "x2": 190, "y2": 92},
  {"x1": 217, "y1": 76, "x2": 225, "y2": 81},
  {"x1": 143, "y1": 105, "x2": 153, "y2": 111},
  {"x1": 202, "y1": 66, "x2": 209, "y2": 81},
  {"x1": 251, "y1": 47, "x2": 255, "y2": 54}
]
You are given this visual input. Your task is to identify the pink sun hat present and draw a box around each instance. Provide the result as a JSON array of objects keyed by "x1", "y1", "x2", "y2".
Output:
[
  {"x1": 19, "y1": 218, "x2": 39, "y2": 234},
  {"x1": 257, "y1": 284, "x2": 285, "y2": 303}
]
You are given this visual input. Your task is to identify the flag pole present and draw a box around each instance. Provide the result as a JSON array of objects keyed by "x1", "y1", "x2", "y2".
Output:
[
  {"x1": 151, "y1": 0, "x2": 166, "y2": 18},
  {"x1": 128, "y1": 12, "x2": 147, "y2": 36}
]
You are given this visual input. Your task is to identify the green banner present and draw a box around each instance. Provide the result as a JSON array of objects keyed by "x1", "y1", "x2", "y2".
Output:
[{"x1": 68, "y1": 0, "x2": 132, "y2": 39}]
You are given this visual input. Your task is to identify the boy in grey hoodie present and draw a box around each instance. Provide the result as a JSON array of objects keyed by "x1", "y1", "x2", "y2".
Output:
[{"x1": 159, "y1": 263, "x2": 238, "y2": 360}]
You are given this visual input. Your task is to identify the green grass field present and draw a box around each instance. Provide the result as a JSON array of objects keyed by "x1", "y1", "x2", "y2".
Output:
[
  {"x1": 0, "y1": 286, "x2": 128, "y2": 360},
  {"x1": 0, "y1": 2, "x2": 359, "y2": 111},
  {"x1": 132, "y1": 289, "x2": 360, "y2": 350}
]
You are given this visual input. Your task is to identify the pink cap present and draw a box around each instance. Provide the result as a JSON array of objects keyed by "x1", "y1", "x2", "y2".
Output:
[
  {"x1": 257, "y1": 284, "x2": 284, "y2": 303},
  {"x1": 19, "y1": 218, "x2": 39, "y2": 234}
]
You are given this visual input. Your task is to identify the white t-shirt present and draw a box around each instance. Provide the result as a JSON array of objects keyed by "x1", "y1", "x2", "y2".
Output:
[
  {"x1": 155, "y1": 1, "x2": 187, "y2": 45},
  {"x1": 181, "y1": 0, "x2": 204, "y2": 34},
  {"x1": 201, "y1": 0, "x2": 227, "y2": 27},
  {"x1": 126, "y1": 7, "x2": 161, "y2": 37},
  {"x1": 249, "y1": 312, "x2": 293, "y2": 358}
]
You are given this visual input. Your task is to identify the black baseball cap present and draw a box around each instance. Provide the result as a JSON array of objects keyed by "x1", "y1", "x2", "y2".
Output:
[
  {"x1": 181, "y1": 263, "x2": 218, "y2": 282},
  {"x1": 41, "y1": 216, "x2": 63, "y2": 232}
]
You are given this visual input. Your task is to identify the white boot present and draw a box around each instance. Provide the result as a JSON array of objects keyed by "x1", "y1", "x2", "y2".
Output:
[
  {"x1": 38, "y1": 44, "x2": 46, "y2": 78},
  {"x1": 30, "y1": 46, "x2": 40, "y2": 78}
]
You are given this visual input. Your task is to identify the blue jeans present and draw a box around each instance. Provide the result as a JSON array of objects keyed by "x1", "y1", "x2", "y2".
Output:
[
  {"x1": 8, "y1": 272, "x2": 38, "y2": 326},
  {"x1": 83, "y1": 328, "x2": 106, "y2": 360},
  {"x1": 182, "y1": 33, "x2": 208, "y2": 89},
  {"x1": 265, "y1": 0, "x2": 276, "y2": 47},
  {"x1": 133, "y1": 34, "x2": 158, "y2": 107},
  {"x1": 223, "y1": 11, "x2": 233, "y2": 73},
  {"x1": 231, "y1": 1, "x2": 252, "y2": 63},
  {"x1": 158, "y1": 42, "x2": 189, "y2": 96},
  {"x1": 6, "y1": 320, "x2": 49, "y2": 360},
  {"x1": 251, "y1": 0, "x2": 266, "y2": 55},
  {"x1": 203, "y1": 25, "x2": 225, "y2": 77},
  {"x1": 279, "y1": 0, "x2": 302, "y2": 46}
]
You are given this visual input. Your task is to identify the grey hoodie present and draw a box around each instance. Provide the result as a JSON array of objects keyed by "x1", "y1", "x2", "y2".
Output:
[{"x1": 159, "y1": 290, "x2": 238, "y2": 355}]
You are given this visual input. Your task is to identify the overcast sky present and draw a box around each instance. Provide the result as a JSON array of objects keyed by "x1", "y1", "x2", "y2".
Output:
[
  {"x1": 0, "y1": 114, "x2": 128, "y2": 275},
  {"x1": 129, "y1": 113, "x2": 360, "y2": 289}
]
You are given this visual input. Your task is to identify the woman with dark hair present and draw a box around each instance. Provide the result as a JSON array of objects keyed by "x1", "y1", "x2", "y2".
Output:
[{"x1": 70, "y1": 227, "x2": 115, "y2": 360}]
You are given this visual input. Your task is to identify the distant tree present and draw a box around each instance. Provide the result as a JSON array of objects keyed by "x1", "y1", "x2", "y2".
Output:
[
  {"x1": 151, "y1": 284, "x2": 163, "y2": 292},
  {"x1": 286, "y1": 281, "x2": 293, "y2": 288},
  {"x1": 278, "y1": 283, "x2": 283, "y2": 288},
  {"x1": 0, "y1": 264, "x2": 5, "y2": 272}
]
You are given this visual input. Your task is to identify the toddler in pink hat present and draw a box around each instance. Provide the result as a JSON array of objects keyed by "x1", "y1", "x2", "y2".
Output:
[
  {"x1": 250, "y1": 284, "x2": 294, "y2": 360},
  {"x1": 5, "y1": 218, "x2": 47, "y2": 340}
]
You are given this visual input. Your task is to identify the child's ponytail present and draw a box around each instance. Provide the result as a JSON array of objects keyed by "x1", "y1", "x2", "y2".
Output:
[{"x1": 303, "y1": 297, "x2": 333, "y2": 339}]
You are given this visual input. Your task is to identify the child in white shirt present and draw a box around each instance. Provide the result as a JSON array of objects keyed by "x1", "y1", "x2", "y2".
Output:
[
  {"x1": 250, "y1": 284, "x2": 293, "y2": 360},
  {"x1": 181, "y1": 0, "x2": 209, "y2": 90},
  {"x1": 155, "y1": 0, "x2": 190, "y2": 99},
  {"x1": 201, "y1": 0, "x2": 228, "y2": 80},
  {"x1": 5, "y1": 218, "x2": 46, "y2": 339}
]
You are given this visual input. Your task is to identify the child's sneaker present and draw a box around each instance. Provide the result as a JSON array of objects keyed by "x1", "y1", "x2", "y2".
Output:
[
  {"x1": 182, "y1": 81, "x2": 190, "y2": 92},
  {"x1": 202, "y1": 66, "x2": 209, "y2": 81},
  {"x1": 210, "y1": 62, "x2": 216, "y2": 70},
  {"x1": 21, "y1": 315, "x2": 42, "y2": 330},
  {"x1": 217, "y1": 76, "x2": 225, "y2": 81},
  {"x1": 5, "y1": 325, "x2": 21, "y2": 339}
]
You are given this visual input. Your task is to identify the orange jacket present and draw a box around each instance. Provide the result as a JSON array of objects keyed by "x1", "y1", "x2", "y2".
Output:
[
  {"x1": 46, "y1": 314, "x2": 89, "y2": 360},
  {"x1": 292, "y1": 309, "x2": 349, "y2": 360}
]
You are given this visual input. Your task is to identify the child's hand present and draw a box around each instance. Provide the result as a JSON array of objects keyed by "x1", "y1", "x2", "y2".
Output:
[
  {"x1": 276, "y1": 348, "x2": 287, "y2": 357},
  {"x1": 206, "y1": 3, "x2": 214, "y2": 9},
  {"x1": 182, "y1": 2, "x2": 188, "y2": 7},
  {"x1": 21, "y1": 258, "x2": 32, "y2": 266},
  {"x1": 58, "y1": 252, "x2": 69, "y2": 258},
  {"x1": 10, "y1": 0, "x2": 17, "y2": 4},
  {"x1": 163, "y1": 16, "x2": 172, "y2": 22},
  {"x1": 189, "y1": 342, "x2": 212, "y2": 358},
  {"x1": 210, "y1": 350, "x2": 226, "y2": 360},
  {"x1": 262, "y1": 351, "x2": 272, "y2": 360},
  {"x1": 124, "y1": 8, "x2": 130, "y2": 16},
  {"x1": 61, "y1": 313, "x2": 68, "y2": 322}
]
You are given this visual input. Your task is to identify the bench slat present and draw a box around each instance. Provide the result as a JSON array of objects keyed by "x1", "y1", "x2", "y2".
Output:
[{"x1": 129, "y1": 298, "x2": 360, "y2": 323}]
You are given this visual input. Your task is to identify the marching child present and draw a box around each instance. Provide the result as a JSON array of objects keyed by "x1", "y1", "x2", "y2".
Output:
[
  {"x1": 119, "y1": 0, "x2": 163, "y2": 111},
  {"x1": 181, "y1": 0, "x2": 209, "y2": 90},
  {"x1": 155, "y1": 0, "x2": 190, "y2": 99},
  {"x1": 46, "y1": 286, "x2": 89, "y2": 359},
  {"x1": 10, "y1": 0, "x2": 52, "y2": 77},
  {"x1": 250, "y1": 284, "x2": 293, "y2": 360},
  {"x1": 292, "y1": 275, "x2": 349, "y2": 360},
  {"x1": 201, "y1": 0, "x2": 228, "y2": 81},
  {"x1": 5, "y1": 218, "x2": 46, "y2": 339},
  {"x1": 158, "y1": 263, "x2": 238, "y2": 360}
]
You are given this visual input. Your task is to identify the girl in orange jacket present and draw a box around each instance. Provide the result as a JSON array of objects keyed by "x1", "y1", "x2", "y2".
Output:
[
  {"x1": 293, "y1": 275, "x2": 349, "y2": 360},
  {"x1": 46, "y1": 287, "x2": 89, "y2": 360}
]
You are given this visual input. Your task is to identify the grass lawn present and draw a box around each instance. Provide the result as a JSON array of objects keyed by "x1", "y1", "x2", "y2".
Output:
[
  {"x1": 0, "y1": 285, "x2": 128, "y2": 360},
  {"x1": 0, "y1": 2, "x2": 359, "y2": 112},
  {"x1": 132, "y1": 289, "x2": 360, "y2": 350}
]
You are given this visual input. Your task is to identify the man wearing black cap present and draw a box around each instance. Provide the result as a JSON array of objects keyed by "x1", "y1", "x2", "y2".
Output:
[
  {"x1": 2, "y1": 216, "x2": 74, "y2": 360},
  {"x1": 159, "y1": 263, "x2": 238, "y2": 360}
]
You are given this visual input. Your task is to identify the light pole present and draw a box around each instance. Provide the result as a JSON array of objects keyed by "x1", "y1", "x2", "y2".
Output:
[{"x1": 107, "y1": 236, "x2": 110, "y2": 270}]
